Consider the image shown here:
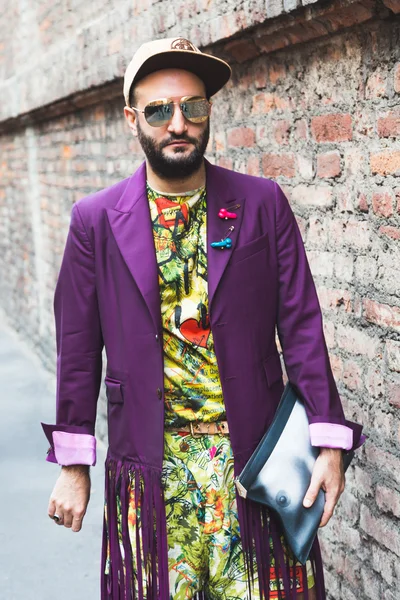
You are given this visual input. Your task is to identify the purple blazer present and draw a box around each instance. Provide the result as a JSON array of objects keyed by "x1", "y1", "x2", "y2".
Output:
[{"x1": 42, "y1": 159, "x2": 364, "y2": 599}]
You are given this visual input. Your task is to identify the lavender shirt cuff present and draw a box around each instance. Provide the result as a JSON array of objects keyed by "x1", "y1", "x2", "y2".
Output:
[
  {"x1": 309, "y1": 422, "x2": 353, "y2": 451},
  {"x1": 52, "y1": 431, "x2": 97, "y2": 466}
]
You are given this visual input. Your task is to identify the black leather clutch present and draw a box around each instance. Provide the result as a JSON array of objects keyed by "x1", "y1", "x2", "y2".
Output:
[{"x1": 234, "y1": 381, "x2": 356, "y2": 564}]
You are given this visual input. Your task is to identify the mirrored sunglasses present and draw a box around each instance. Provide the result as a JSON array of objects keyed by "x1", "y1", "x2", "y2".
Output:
[{"x1": 131, "y1": 96, "x2": 211, "y2": 127}]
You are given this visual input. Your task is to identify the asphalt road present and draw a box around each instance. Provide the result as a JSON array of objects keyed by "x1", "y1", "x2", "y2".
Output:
[{"x1": 0, "y1": 318, "x2": 106, "y2": 600}]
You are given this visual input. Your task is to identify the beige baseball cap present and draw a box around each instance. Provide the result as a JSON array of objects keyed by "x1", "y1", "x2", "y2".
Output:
[{"x1": 123, "y1": 37, "x2": 232, "y2": 106}]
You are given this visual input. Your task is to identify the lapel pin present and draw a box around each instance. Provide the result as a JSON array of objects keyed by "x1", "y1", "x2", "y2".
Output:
[
  {"x1": 219, "y1": 208, "x2": 238, "y2": 220},
  {"x1": 211, "y1": 225, "x2": 235, "y2": 250}
]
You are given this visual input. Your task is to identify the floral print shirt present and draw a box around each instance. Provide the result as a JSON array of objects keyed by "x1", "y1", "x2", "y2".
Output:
[{"x1": 147, "y1": 181, "x2": 225, "y2": 427}]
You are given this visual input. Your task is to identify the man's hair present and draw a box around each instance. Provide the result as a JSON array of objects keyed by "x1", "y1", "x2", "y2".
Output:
[{"x1": 129, "y1": 84, "x2": 138, "y2": 108}]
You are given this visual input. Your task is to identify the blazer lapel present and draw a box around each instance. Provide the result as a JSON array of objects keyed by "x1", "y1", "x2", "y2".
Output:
[
  {"x1": 205, "y1": 159, "x2": 246, "y2": 314},
  {"x1": 106, "y1": 162, "x2": 162, "y2": 332},
  {"x1": 106, "y1": 159, "x2": 246, "y2": 330}
]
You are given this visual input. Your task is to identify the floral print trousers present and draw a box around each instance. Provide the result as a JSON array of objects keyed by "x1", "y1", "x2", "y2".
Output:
[{"x1": 105, "y1": 431, "x2": 315, "y2": 599}]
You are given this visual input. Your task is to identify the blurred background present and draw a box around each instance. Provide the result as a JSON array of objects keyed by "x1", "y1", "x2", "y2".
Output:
[{"x1": 0, "y1": 1, "x2": 399, "y2": 598}]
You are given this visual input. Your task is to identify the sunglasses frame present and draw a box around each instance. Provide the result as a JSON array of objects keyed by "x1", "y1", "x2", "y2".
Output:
[{"x1": 129, "y1": 95, "x2": 212, "y2": 127}]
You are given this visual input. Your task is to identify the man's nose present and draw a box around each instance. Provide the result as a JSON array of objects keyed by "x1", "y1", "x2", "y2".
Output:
[{"x1": 167, "y1": 103, "x2": 188, "y2": 135}]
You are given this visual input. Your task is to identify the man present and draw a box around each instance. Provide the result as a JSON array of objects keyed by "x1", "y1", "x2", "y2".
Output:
[{"x1": 42, "y1": 38, "x2": 364, "y2": 600}]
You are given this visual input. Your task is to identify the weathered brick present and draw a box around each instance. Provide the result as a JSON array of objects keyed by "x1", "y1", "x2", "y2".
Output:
[
  {"x1": 369, "y1": 409, "x2": 397, "y2": 444},
  {"x1": 344, "y1": 149, "x2": 366, "y2": 177},
  {"x1": 295, "y1": 214, "x2": 307, "y2": 238},
  {"x1": 297, "y1": 155, "x2": 314, "y2": 180},
  {"x1": 379, "y1": 225, "x2": 400, "y2": 240},
  {"x1": 323, "y1": 570, "x2": 341, "y2": 599},
  {"x1": 317, "y1": 151, "x2": 341, "y2": 178},
  {"x1": 335, "y1": 323, "x2": 379, "y2": 359},
  {"x1": 352, "y1": 466, "x2": 373, "y2": 499},
  {"x1": 371, "y1": 189, "x2": 394, "y2": 217},
  {"x1": 342, "y1": 553, "x2": 363, "y2": 587},
  {"x1": 273, "y1": 119, "x2": 291, "y2": 144},
  {"x1": 365, "y1": 68, "x2": 388, "y2": 98},
  {"x1": 291, "y1": 184, "x2": 333, "y2": 206},
  {"x1": 224, "y1": 38, "x2": 260, "y2": 64},
  {"x1": 370, "y1": 544, "x2": 395, "y2": 586},
  {"x1": 388, "y1": 376, "x2": 400, "y2": 408},
  {"x1": 386, "y1": 340, "x2": 400, "y2": 372},
  {"x1": 252, "y1": 92, "x2": 292, "y2": 114},
  {"x1": 341, "y1": 588, "x2": 358, "y2": 600},
  {"x1": 363, "y1": 298, "x2": 400, "y2": 333},
  {"x1": 336, "y1": 186, "x2": 355, "y2": 213},
  {"x1": 329, "y1": 219, "x2": 371, "y2": 249},
  {"x1": 320, "y1": 537, "x2": 346, "y2": 574},
  {"x1": 376, "y1": 484, "x2": 400, "y2": 518},
  {"x1": 295, "y1": 119, "x2": 308, "y2": 140},
  {"x1": 254, "y1": 63, "x2": 268, "y2": 89},
  {"x1": 323, "y1": 319, "x2": 335, "y2": 348},
  {"x1": 361, "y1": 565, "x2": 382, "y2": 599},
  {"x1": 268, "y1": 63, "x2": 287, "y2": 84},
  {"x1": 366, "y1": 365, "x2": 385, "y2": 399},
  {"x1": 370, "y1": 150, "x2": 400, "y2": 175},
  {"x1": 307, "y1": 250, "x2": 334, "y2": 278},
  {"x1": 216, "y1": 156, "x2": 233, "y2": 169},
  {"x1": 357, "y1": 192, "x2": 369, "y2": 213},
  {"x1": 396, "y1": 188, "x2": 400, "y2": 213},
  {"x1": 377, "y1": 110, "x2": 400, "y2": 137},
  {"x1": 395, "y1": 63, "x2": 400, "y2": 93},
  {"x1": 365, "y1": 444, "x2": 400, "y2": 486},
  {"x1": 227, "y1": 127, "x2": 256, "y2": 148},
  {"x1": 255, "y1": 31, "x2": 291, "y2": 54},
  {"x1": 307, "y1": 216, "x2": 328, "y2": 246},
  {"x1": 343, "y1": 358, "x2": 363, "y2": 391},
  {"x1": 246, "y1": 155, "x2": 260, "y2": 176},
  {"x1": 317, "y1": 287, "x2": 352, "y2": 313},
  {"x1": 383, "y1": 0, "x2": 400, "y2": 13},
  {"x1": 334, "y1": 253, "x2": 353, "y2": 281},
  {"x1": 214, "y1": 131, "x2": 226, "y2": 152},
  {"x1": 360, "y1": 505, "x2": 400, "y2": 556},
  {"x1": 330, "y1": 353, "x2": 343, "y2": 381},
  {"x1": 311, "y1": 113, "x2": 353, "y2": 143},
  {"x1": 266, "y1": 0, "x2": 286, "y2": 18},
  {"x1": 262, "y1": 153, "x2": 296, "y2": 177},
  {"x1": 321, "y1": 1, "x2": 375, "y2": 30}
]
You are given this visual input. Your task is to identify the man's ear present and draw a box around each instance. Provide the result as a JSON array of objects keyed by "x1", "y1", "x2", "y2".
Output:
[{"x1": 123, "y1": 106, "x2": 138, "y2": 136}]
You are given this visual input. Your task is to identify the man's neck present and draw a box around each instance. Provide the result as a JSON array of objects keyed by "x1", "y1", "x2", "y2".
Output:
[{"x1": 145, "y1": 160, "x2": 206, "y2": 194}]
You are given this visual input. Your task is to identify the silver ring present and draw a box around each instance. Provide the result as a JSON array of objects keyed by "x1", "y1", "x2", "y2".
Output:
[{"x1": 52, "y1": 513, "x2": 61, "y2": 523}]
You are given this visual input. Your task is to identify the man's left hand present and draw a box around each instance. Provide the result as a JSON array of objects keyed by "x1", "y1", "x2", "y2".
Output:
[{"x1": 302, "y1": 447, "x2": 345, "y2": 527}]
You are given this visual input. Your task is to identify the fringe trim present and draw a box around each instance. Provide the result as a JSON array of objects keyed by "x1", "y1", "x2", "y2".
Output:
[
  {"x1": 101, "y1": 452, "x2": 326, "y2": 600},
  {"x1": 101, "y1": 455, "x2": 169, "y2": 600},
  {"x1": 233, "y1": 453, "x2": 326, "y2": 600}
]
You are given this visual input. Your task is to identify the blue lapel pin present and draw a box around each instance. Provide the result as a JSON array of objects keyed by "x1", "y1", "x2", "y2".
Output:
[{"x1": 211, "y1": 225, "x2": 235, "y2": 249}]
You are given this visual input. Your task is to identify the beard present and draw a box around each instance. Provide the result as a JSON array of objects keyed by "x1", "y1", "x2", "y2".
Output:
[{"x1": 136, "y1": 119, "x2": 210, "y2": 180}]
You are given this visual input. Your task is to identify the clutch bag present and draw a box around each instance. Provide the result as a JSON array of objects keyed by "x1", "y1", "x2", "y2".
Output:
[{"x1": 234, "y1": 381, "x2": 355, "y2": 564}]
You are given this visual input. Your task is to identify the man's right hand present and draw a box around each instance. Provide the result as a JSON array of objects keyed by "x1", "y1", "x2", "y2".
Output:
[{"x1": 48, "y1": 464, "x2": 91, "y2": 532}]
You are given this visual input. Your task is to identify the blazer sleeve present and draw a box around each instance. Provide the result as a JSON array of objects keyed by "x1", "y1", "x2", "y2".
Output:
[
  {"x1": 41, "y1": 201, "x2": 104, "y2": 466},
  {"x1": 274, "y1": 182, "x2": 364, "y2": 451}
]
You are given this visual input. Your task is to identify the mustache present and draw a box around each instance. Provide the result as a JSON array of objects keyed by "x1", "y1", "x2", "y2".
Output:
[{"x1": 161, "y1": 134, "x2": 197, "y2": 148}]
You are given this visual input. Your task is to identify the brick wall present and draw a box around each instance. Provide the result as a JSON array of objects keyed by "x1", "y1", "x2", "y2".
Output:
[{"x1": 1, "y1": 1, "x2": 399, "y2": 598}]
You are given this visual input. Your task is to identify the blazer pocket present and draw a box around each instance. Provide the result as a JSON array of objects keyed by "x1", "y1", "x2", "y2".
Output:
[
  {"x1": 263, "y1": 353, "x2": 283, "y2": 388},
  {"x1": 229, "y1": 233, "x2": 269, "y2": 265},
  {"x1": 104, "y1": 376, "x2": 124, "y2": 404}
]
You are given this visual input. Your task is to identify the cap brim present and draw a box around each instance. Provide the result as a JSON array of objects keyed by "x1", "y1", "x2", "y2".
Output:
[{"x1": 132, "y1": 51, "x2": 231, "y2": 99}]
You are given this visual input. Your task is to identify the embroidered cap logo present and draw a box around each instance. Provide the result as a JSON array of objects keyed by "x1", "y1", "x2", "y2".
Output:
[{"x1": 171, "y1": 38, "x2": 197, "y2": 51}]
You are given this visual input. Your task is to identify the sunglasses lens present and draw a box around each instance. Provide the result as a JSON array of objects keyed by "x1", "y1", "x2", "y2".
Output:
[
  {"x1": 144, "y1": 102, "x2": 174, "y2": 127},
  {"x1": 181, "y1": 98, "x2": 210, "y2": 123},
  {"x1": 142, "y1": 97, "x2": 210, "y2": 126}
]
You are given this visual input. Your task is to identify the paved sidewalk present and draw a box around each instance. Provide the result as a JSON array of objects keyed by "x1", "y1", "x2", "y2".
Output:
[{"x1": 0, "y1": 318, "x2": 106, "y2": 600}]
